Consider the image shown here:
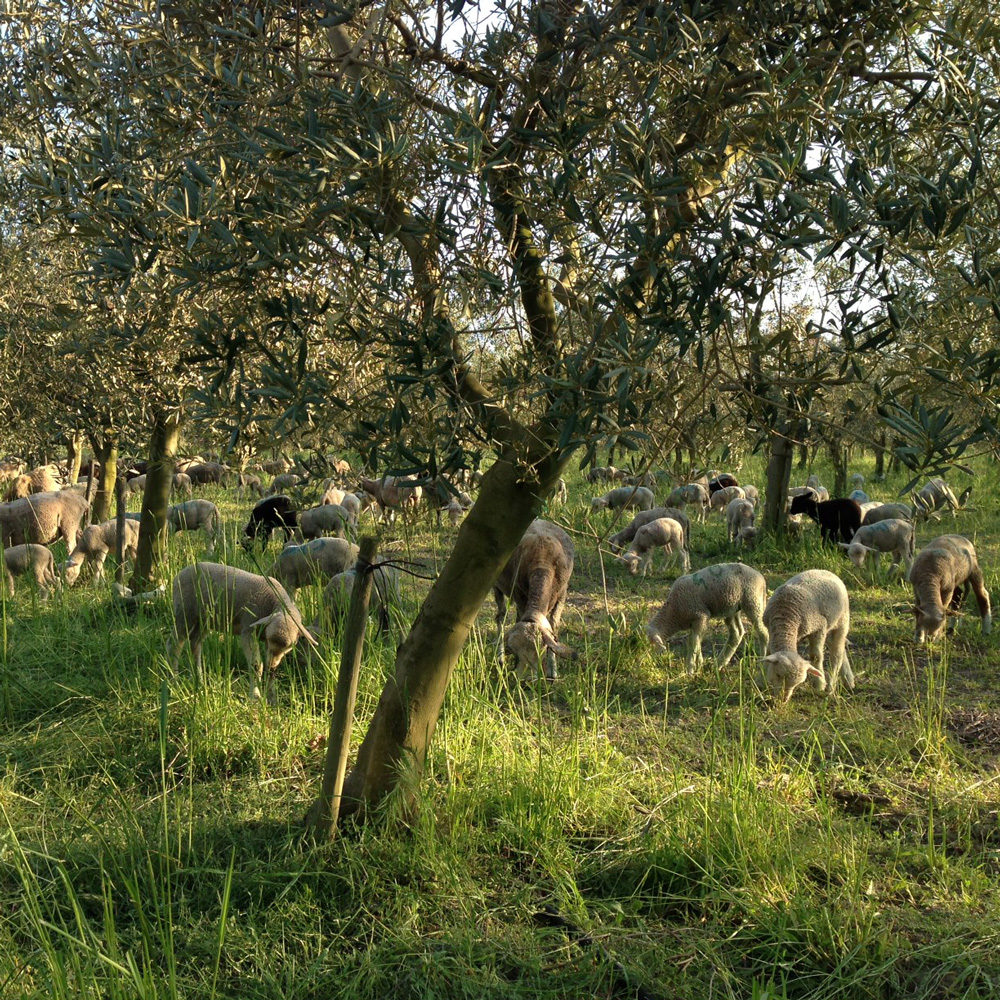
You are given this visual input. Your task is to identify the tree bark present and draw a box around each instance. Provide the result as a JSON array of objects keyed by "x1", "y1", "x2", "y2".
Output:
[
  {"x1": 89, "y1": 431, "x2": 118, "y2": 524},
  {"x1": 874, "y1": 431, "x2": 886, "y2": 477},
  {"x1": 338, "y1": 454, "x2": 565, "y2": 819},
  {"x1": 763, "y1": 423, "x2": 794, "y2": 533},
  {"x1": 66, "y1": 431, "x2": 84, "y2": 485},
  {"x1": 829, "y1": 435, "x2": 848, "y2": 496},
  {"x1": 129, "y1": 408, "x2": 182, "y2": 593}
]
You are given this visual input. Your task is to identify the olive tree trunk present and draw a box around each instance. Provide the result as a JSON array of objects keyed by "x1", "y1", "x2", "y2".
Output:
[
  {"x1": 129, "y1": 409, "x2": 182, "y2": 593},
  {"x1": 89, "y1": 431, "x2": 118, "y2": 524},
  {"x1": 763, "y1": 425, "x2": 794, "y2": 533},
  {"x1": 66, "y1": 431, "x2": 84, "y2": 485},
  {"x1": 338, "y1": 455, "x2": 564, "y2": 819}
]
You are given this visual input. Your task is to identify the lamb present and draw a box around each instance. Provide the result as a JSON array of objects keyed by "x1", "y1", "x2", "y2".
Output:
[
  {"x1": 608, "y1": 507, "x2": 690, "y2": 552},
  {"x1": 848, "y1": 489, "x2": 869, "y2": 503},
  {"x1": 726, "y1": 498, "x2": 755, "y2": 545},
  {"x1": 132, "y1": 468, "x2": 192, "y2": 496},
  {"x1": 0, "y1": 491, "x2": 89, "y2": 552},
  {"x1": 646, "y1": 563, "x2": 768, "y2": 672},
  {"x1": 184, "y1": 461, "x2": 230, "y2": 486},
  {"x1": 168, "y1": 499, "x2": 220, "y2": 546},
  {"x1": 5, "y1": 464, "x2": 61, "y2": 501},
  {"x1": 271, "y1": 537, "x2": 359, "y2": 598},
  {"x1": 233, "y1": 472, "x2": 261, "y2": 497},
  {"x1": 590, "y1": 485, "x2": 654, "y2": 513},
  {"x1": 909, "y1": 534, "x2": 991, "y2": 642},
  {"x1": 268, "y1": 473, "x2": 302, "y2": 495},
  {"x1": 320, "y1": 484, "x2": 348, "y2": 507},
  {"x1": 912, "y1": 478, "x2": 960, "y2": 522},
  {"x1": 762, "y1": 569, "x2": 853, "y2": 703},
  {"x1": 169, "y1": 562, "x2": 317, "y2": 701},
  {"x1": 242, "y1": 495, "x2": 298, "y2": 549},
  {"x1": 3, "y1": 543, "x2": 59, "y2": 599},
  {"x1": 788, "y1": 494, "x2": 862, "y2": 544},
  {"x1": 838, "y1": 518, "x2": 914, "y2": 573},
  {"x1": 322, "y1": 562, "x2": 402, "y2": 634},
  {"x1": 358, "y1": 476, "x2": 423, "y2": 520},
  {"x1": 337, "y1": 492, "x2": 362, "y2": 522},
  {"x1": 126, "y1": 475, "x2": 147, "y2": 494},
  {"x1": 741, "y1": 485, "x2": 759, "y2": 505},
  {"x1": 850, "y1": 473, "x2": 865, "y2": 488},
  {"x1": 709, "y1": 485, "x2": 746, "y2": 515},
  {"x1": 664, "y1": 483, "x2": 710, "y2": 522},
  {"x1": 618, "y1": 517, "x2": 690, "y2": 577},
  {"x1": 63, "y1": 518, "x2": 140, "y2": 585},
  {"x1": 493, "y1": 520, "x2": 575, "y2": 679},
  {"x1": 585, "y1": 467, "x2": 612, "y2": 484},
  {"x1": 862, "y1": 502, "x2": 911, "y2": 525},
  {"x1": 297, "y1": 503, "x2": 354, "y2": 540},
  {"x1": 737, "y1": 525, "x2": 761, "y2": 548}
]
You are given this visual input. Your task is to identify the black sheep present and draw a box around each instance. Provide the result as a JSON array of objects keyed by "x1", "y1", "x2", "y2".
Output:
[
  {"x1": 241, "y1": 495, "x2": 298, "y2": 549},
  {"x1": 789, "y1": 495, "x2": 862, "y2": 545},
  {"x1": 708, "y1": 474, "x2": 739, "y2": 496}
]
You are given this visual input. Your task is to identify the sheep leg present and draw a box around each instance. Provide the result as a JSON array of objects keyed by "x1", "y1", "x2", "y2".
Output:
[
  {"x1": 806, "y1": 633, "x2": 827, "y2": 691},
  {"x1": 717, "y1": 614, "x2": 745, "y2": 668},
  {"x1": 679, "y1": 543, "x2": 690, "y2": 573},
  {"x1": 686, "y1": 615, "x2": 708, "y2": 673},
  {"x1": 969, "y1": 570, "x2": 992, "y2": 635},
  {"x1": 824, "y1": 627, "x2": 850, "y2": 695},
  {"x1": 91, "y1": 551, "x2": 109, "y2": 583},
  {"x1": 3, "y1": 569, "x2": 14, "y2": 598},
  {"x1": 241, "y1": 633, "x2": 265, "y2": 701}
]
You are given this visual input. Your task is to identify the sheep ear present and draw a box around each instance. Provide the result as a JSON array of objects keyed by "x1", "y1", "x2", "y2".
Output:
[
  {"x1": 249, "y1": 614, "x2": 279, "y2": 632},
  {"x1": 806, "y1": 666, "x2": 823, "y2": 678},
  {"x1": 836, "y1": 542, "x2": 850, "y2": 549},
  {"x1": 541, "y1": 631, "x2": 576, "y2": 659},
  {"x1": 946, "y1": 608, "x2": 963, "y2": 618}
]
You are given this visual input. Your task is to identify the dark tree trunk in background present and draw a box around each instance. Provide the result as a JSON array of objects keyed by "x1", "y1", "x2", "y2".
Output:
[
  {"x1": 763, "y1": 424, "x2": 794, "y2": 533},
  {"x1": 89, "y1": 431, "x2": 118, "y2": 524},
  {"x1": 129, "y1": 409, "x2": 182, "y2": 593},
  {"x1": 829, "y1": 436, "x2": 848, "y2": 496},
  {"x1": 796, "y1": 418, "x2": 809, "y2": 468},
  {"x1": 874, "y1": 431, "x2": 886, "y2": 477},
  {"x1": 66, "y1": 431, "x2": 84, "y2": 485}
]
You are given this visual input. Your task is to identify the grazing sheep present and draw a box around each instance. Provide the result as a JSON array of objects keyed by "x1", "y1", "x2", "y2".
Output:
[
  {"x1": 741, "y1": 485, "x2": 759, "y2": 505},
  {"x1": 762, "y1": 569, "x2": 853, "y2": 703},
  {"x1": 233, "y1": 472, "x2": 261, "y2": 497},
  {"x1": 608, "y1": 507, "x2": 690, "y2": 553},
  {"x1": 646, "y1": 563, "x2": 768, "y2": 672},
  {"x1": 726, "y1": 498, "x2": 755, "y2": 545},
  {"x1": 585, "y1": 467, "x2": 612, "y2": 484},
  {"x1": 63, "y1": 518, "x2": 140, "y2": 585},
  {"x1": 261, "y1": 458, "x2": 294, "y2": 476},
  {"x1": 126, "y1": 475, "x2": 147, "y2": 494},
  {"x1": 168, "y1": 500, "x2": 220, "y2": 547},
  {"x1": 184, "y1": 461, "x2": 230, "y2": 486},
  {"x1": 912, "y1": 478, "x2": 960, "y2": 522},
  {"x1": 850, "y1": 473, "x2": 865, "y2": 488},
  {"x1": 5, "y1": 465, "x2": 62, "y2": 501},
  {"x1": 707, "y1": 474, "x2": 739, "y2": 495},
  {"x1": 358, "y1": 476, "x2": 423, "y2": 520},
  {"x1": 242, "y1": 495, "x2": 298, "y2": 549},
  {"x1": 788, "y1": 494, "x2": 862, "y2": 544},
  {"x1": 494, "y1": 520, "x2": 575, "y2": 679},
  {"x1": 320, "y1": 483, "x2": 348, "y2": 507},
  {"x1": 271, "y1": 537, "x2": 359, "y2": 597},
  {"x1": 297, "y1": 503, "x2": 353, "y2": 540},
  {"x1": 329, "y1": 457, "x2": 352, "y2": 476},
  {"x1": 848, "y1": 489, "x2": 869, "y2": 503},
  {"x1": 172, "y1": 472, "x2": 193, "y2": 496},
  {"x1": 709, "y1": 485, "x2": 746, "y2": 515},
  {"x1": 337, "y1": 492, "x2": 362, "y2": 522},
  {"x1": 664, "y1": 483, "x2": 710, "y2": 522},
  {"x1": 169, "y1": 562, "x2": 316, "y2": 701},
  {"x1": 322, "y1": 562, "x2": 402, "y2": 634},
  {"x1": 838, "y1": 519, "x2": 914, "y2": 573},
  {"x1": 737, "y1": 525, "x2": 761, "y2": 548},
  {"x1": 862, "y1": 502, "x2": 911, "y2": 525},
  {"x1": 618, "y1": 517, "x2": 690, "y2": 576},
  {"x1": 590, "y1": 485, "x2": 654, "y2": 513},
  {"x1": 268, "y1": 473, "x2": 302, "y2": 495},
  {"x1": 3, "y1": 543, "x2": 59, "y2": 599},
  {"x1": 0, "y1": 491, "x2": 89, "y2": 552},
  {"x1": 909, "y1": 534, "x2": 991, "y2": 643}
]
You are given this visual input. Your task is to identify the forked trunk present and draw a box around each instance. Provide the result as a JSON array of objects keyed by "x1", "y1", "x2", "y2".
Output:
[
  {"x1": 338, "y1": 455, "x2": 564, "y2": 819},
  {"x1": 763, "y1": 426, "x2": 793, "y2": 533},
  {"x1": 90, "y1": 432, "x2": 118, "y2": 524},
  {"x1": 129, "y1": 409, "x2": 182, "y2": 592},
  {"x1": 66, "y1": 431, "x2": 84, "y2": 486}
]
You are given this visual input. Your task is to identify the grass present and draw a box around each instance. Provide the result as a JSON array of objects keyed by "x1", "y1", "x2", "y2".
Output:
[{"x1": 3, "y1": 457, "x2": 1000, "y2": 998}]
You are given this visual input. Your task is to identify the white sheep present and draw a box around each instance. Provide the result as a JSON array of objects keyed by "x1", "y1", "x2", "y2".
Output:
[
  {"x1": 590, "y1": 485, "x2": 654, "y2": 513},
  {"x1": 762, "y1": 569, "x2": 853, "y2": 703},
  {"x1": 267, "y1": 473, "x2": 302, "y2": 495},
  {"x1": 271, "y1": 537, "x2": 359, "y2": 598},
  {"x1": 664, "y1": 483, "x2": 709, "y2": 522},
  {"x1": 63, "y1": 518, "x2": 140, "y2": 585},
  {"x1": 173, "y1": 472, "x2": 194, "y2": 496},
  {"x1": 169, "y1": 562, "x2": 317, "y2": 701},
  {"x1": 298, "y1": 503, "x2": 354, "y2": 540},
  {"x1": 912, "y1": 478, "x2": 960, "y2": 522},
  {"x1": 494, "y1": 520, "x2": 575, "y2": 679},
  {"x1": 322, "y1": 562, "x2": 402, "y2": 634},
  {"x1": 0, "y1": 491, "x2": 90, "y2": 553},
  {"x1": 358, "y1": 476, "x2": 423, "y2": 520},
  {"x1": 838, "y1": 518, "x2": 914, "y2": 573},
  {"x1": 726, "y1": 498, "x2": 755, "y2": 545},
  {"x1": 850, "y1": 473, "x2": 865, "y2": 488},
  {"x1": 862, "y1": 502, "x2": 911, "y2": 525},
  {"x1": 168, "y1": 500, "x2": 220, "y2": 548},
  {"x1": 646, "y1": 562, "x2": 768, "y2": 672},
  {"x1": 126, "y1": 475, "x2": 147, "y2": 495},
  {"x1": 909, "y1": 534, "x2": 991, "y2": 642},
  {"x1": 3, "y1": 543, "x2": 59, "y2": 599},
  {"x1": 618, "y1": 517, "x2": 689, "y2": 576},
  {"x1": 608, "y1": 507, "x2": 690, "y2": 553},
  {"x1": 709, "y1": 485, "x2": 746, "y2": 515},
  {"x1": 741, "y1": 484, "x2": 759, "y2": 505},
  {"x1": 737, "y1": 524, "x2": 761, "y2": 548}
]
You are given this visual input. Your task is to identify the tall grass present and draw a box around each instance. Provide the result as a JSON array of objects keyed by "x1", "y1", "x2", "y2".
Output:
[{"x1": 3, "y1": 459, "x2": 1000, "y2": 998}]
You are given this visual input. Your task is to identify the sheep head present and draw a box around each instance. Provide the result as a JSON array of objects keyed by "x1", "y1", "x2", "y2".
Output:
[
  {"x1": 504, "y1": 617, "x2": 575, "y2": 679},
  {"x1": 618, "y1": 552, "x2": 641, "y2": 575},
  {"x1": 590, "y1": 497, "x2": 608, "y2": 512},
  {"x1": 912, "y1": 604, "x2": 946, "y2": 643},
  {"x1": 62, "y1": 556, "x2": 85, "y2": 586},
  {"x1": 763, "y1": 651, "x2": 824, "y2": 703}
]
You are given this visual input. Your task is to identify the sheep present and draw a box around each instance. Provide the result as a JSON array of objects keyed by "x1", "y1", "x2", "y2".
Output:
[
  {"x1": 726, "y1": 498, "x2": 755, "y2": 545},
  {"x1": 709, "y1": 485, "x2": 746, "y2": 516},
  {"x1": 358, "y1": 476, "x2": 423, "y2": 520},
  {"x1": 271, "y1": 537, "x2": 359, "y2": 597},
  {"x1": 850, "y1": 473, "x2": 865, "y2": 488},
  {"x1": 63, "y1": 518, "x2": 140, "y2": 585},
  {"x1": 618, "y1": 517, "x2": 689, "y2": 576},
  {"x1": 664, "y1": 483, "x2": 710, "y2": 522},
  {"x1": 242, "y1": 496, "x2": 298, "y2": 549},
  {"x1": 131, "y1": 468, "x2": 192, "y2": 496},
  {"x1": 737, "y1": 525, "x2": 761, "y2": 548},
  {"x1": 788, "y1": 494, "x2": 862, "y2": 544},
  {"x1": 590, "y1": 485, "x2": 654, "y2": 513},
  {"x1": 297, "y1": 503, "x2": 353, "y2": 540},
  {"x1": 707, "y1": 474, "x2": 739, "y2": 495},
  {"x1": 268, "y1": 473, "x2": 302, "y2": 495},
  {"x1": 337, "y1": 492, "x2": 362, "y2": 522},
  {"x1": 320, "y1": 483, "x2": 349, "y2": 507},
  {"x1": 493, "y1": 520, "x2": 575, "y2": 680},
  {"x1": 169, "y1": 562, "x2": 316, "y2": 701},
  {"x1": 741, "y1": 485, "x2": 759, "y2": 505},
  {"x1": 0, "y1": 491, "x2": 89, "y2": 553},
  {"x1": 585, "y1": 466, "x2": 611, "y2": 484},
  {"x1": 862, "y1": 502, "x2": 911, "y2": 525},
  {"x1": 260, "y1": 457, "x2": 294, "y2": 476},
  {"x1": 184, "y1": 461, "x2": 230, "y2": 486},
  {"x1": 233, "y1": 472, "x2": 262, "y2": 498},
  {"x1": 622, "y1": 471, "x2": 657, "y2": 488},
  {"x1": 168, "y1": 499, "x2": 220, "y2": 547},
  {"x1": 848, "y1": 489, "x2": 869, "y2": 503},
  {"x1": 322, "y1": 562, "x2": 402, "y2": 634},
  {"x1": 553, "y1": 478, "x2": 568, "y2": 504},
  {"x1": 646, "y1": 562, "x2": 768, "y2": 672},
  {"x1": 838, "y1": 518, "x2": 915, "y2": 573},
  {"x1": 762, "y1": 569, "x2": 853, "y2": 703},
  {"x1": 329, "y1": 457, "x2": 351, "y2": 476},
  {"x1": 909, "y1": 534, "x2": 991, "y2": 643},
  {"x1": 5, "y1": 464, "x2": 61, "y2": 501},
  {"x1": 126, "y1": 475, "x2": 147, "y2": 495},
  {"x1": 608, "y1": 507, "x2": 690, "y2": 553},
  {"x1": 3, "y1": 543, "x2": 59, "y2": 599},
  {"x1": 912, "y1": 478, "x2": 960, "y2": 522}
]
